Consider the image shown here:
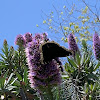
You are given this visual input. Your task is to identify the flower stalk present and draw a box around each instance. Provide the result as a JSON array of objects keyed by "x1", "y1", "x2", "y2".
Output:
[
  {"x1": 93, "y1": 32, "x2": 100, "y2": 60},
  {"x1": 25, "y1": 33, "x2": 61, "y2": 96},
  {"x1": 68, "y1": 33, "x2": 80, "y2": 56}
]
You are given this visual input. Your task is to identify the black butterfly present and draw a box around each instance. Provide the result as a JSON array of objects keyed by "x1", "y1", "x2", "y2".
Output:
[{"x1": 39, "y1": 41, "x2": 73, "y2": 64}]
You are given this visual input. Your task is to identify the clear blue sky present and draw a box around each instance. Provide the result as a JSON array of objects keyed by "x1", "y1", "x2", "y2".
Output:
[
  {"x1": 0, "y1": 0, "x2": 99, "y2": 49},
  {"x1": 0, "y1": 0, "x2": 57, "y2": 48}
]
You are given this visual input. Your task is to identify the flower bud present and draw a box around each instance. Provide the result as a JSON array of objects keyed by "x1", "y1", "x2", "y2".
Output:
[
  {"x1": 24, "y1": 32, "x2": 32, "y2": 43},
  {"x1": 15, "y1": 34, "x2": 26, "y2": 46}
]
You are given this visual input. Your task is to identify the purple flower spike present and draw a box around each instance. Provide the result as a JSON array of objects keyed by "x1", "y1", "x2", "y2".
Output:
[
  {"x1": 25, "y1": 33, "x2": 61, "y2": 91},
  {"x1": 93, "y1": 32, "x2": 100, "y2": 60},
  {"x1": 68, "y1": 33, "x2": 79, "y2": 55},
  {"x1": 15, "y1": 34, "x2": 25, "y2": 46},
  {"x1": 24, "y1": 32, "x2": 32, "y2": 43}
]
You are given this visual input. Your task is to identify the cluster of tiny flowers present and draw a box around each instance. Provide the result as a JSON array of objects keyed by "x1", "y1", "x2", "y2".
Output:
[
  {"x1": 93, "y1": 33, "x2": 100, "y2": 60},
  {"x1": 68, "y1": 33, "x2": 79, "y2": 56},
  {"x1": 15, "y1": 34, "x2": 26, "y2": 46},
  {"x1": 15, "y1": 32, "x2": 32, "y2": 46},
  {"x1": 25, "y1": 33, "x2": 61, "y2": 91},
  {"x1": 24, "y1": 32, "x2": 32, "y2": 43}
]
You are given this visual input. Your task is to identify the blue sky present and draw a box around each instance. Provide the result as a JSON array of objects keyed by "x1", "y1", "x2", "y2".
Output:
[
  {"x1": 0, "y1": 0, "x2": 99, "y2": 49},
  {"x1": 0, "y1": 0, "x2": 57, "y2": 48},
  {"x1": 0, "y1": 0, "x2": 83, "y2": 48}
]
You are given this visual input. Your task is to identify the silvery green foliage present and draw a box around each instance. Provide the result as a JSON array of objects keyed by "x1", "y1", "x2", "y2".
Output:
[
  {"x1": 58, "y1": 39, "x2": 100, "y2": 100},
  {"x1": 58, "y1": 79, "x2": 83, "y2": 100}
]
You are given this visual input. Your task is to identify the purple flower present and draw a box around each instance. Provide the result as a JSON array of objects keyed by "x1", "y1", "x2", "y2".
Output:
[
  {"x1": 41, "y1": 32, "x2": 49, "y2": 42},
  {"x1": 25, "y1": 33, "x2": 61, "y2": 91},
  {"x1": 34, "y1": 33, "x2": 43, "y2": 41},
  {"x1": 15, "y1": 34, "x2": 25, "y2": 46},
  {"x1": 24, "y1": 32, "x2": 32, "y2": 43},
  {"x1": 33, "y1": 33, "x2": 50, "y2": 44},
  {"x1": 93, "y1": 32, "x2": 100, "y2": 60},
  {"x1": 68, "y1": 33, "x2": 79, "y2": 56}
]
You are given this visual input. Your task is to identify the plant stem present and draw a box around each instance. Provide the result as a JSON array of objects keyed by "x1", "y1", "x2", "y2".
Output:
[
  {"x1": 47, "y1": 86, "x2": 54, "y2": 100},
  {"x1": 39, "y1": 93, "x2": 44, "y2": 100}
]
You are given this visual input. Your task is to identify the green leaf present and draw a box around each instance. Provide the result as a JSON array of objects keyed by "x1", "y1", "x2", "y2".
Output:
[
  {"x1": 81, "y1": 54, "x2": 85, "y2": 65},
  {"x1": 63, "y1": 26, "x2": 69, "y2": 30},
  {"x1": 93, "y1": 83, "x2": 98, "y2": 91},
  {"x1": 2, "y1": 43, "x2": 9, "y2": 57},
  {"x1": 75, "y1": 53, "x2": 81, "y2": 66},
  {"x1": 16, "y1": 72, "x2": 22, "y2": 81},
  {"x1": 10, "y1": 77, "x2": 18, "y2": 85},
  {"x1": 36, "y1": 24, "x2": 39, "y2": 27},
  {"x1": 6, "y1": 86, "x2": 17, "y2": 91},
  {"x1": 43, "y1": 20, "x2": 46, "y2": 24},
  {"x1": 23, "y1": 67, "x2": 28, "y2": 85},
  {"x1": 0, "y1": 53, "x2": 7, "y2": 61},
  {"x1": 0, "y1": 77, "x2": 4, "y2": 89},
  {"x1": 0, "y1": 70, "x2": 9, "y2": 88},
  {"x1": 84, "y1": 56, "x2": 90, "y2": 67},
  {"x1": 93, "y1": 62, "x2": 100, "y2": 71},
  {"x1": 11, "y1": 78, "x2": 20, "y2": 86},
  {"x1": 82, "y1": 39, "x2": 87, "y2": 48},
  {"x1": 4, "y1": 73, "x2": 14, "y2": 87},
  {"x1": 63, "y1": 5, "x2": 66, "y2": 8},
  {"x1": 67, "y1": 57, "x2": 77, "y2": 68},
  {"x1": 84, "y1": 83, "x2": 89, "y2": 93},
  {"x1": 62, "y1": 75, "x2": 69, "y2": 78},
  {"x1": 90, "y1": 84, "x2": 93, "y2": 91},
  {"x1": 87, "y1": 73, "x2": 97, "y2": 80},
  {"x1": 65, "y1": 65, "x2": 74, "y2": 73}
]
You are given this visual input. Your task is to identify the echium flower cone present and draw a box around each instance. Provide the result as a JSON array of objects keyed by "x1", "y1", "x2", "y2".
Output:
[
  {"x1": 15, "y1": 34, "x2": 26, "y2": 47},
  {"x1": 24, "y1": 32, "x2": 32, "y2": 44},
  {"x1": 25, "y1": 33, "x2": 61, "y2": 92},
  {"x1": 68, "y1": 33, "x2": 80, "y2": 56},
  {"x1": 93, "y1": 32, "x2": 100, "y2": 60}
]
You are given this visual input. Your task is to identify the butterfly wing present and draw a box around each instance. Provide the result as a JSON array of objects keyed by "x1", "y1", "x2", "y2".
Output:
[{"x1": 39, "y1": 41, "x2": 72, "y2": 63}]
